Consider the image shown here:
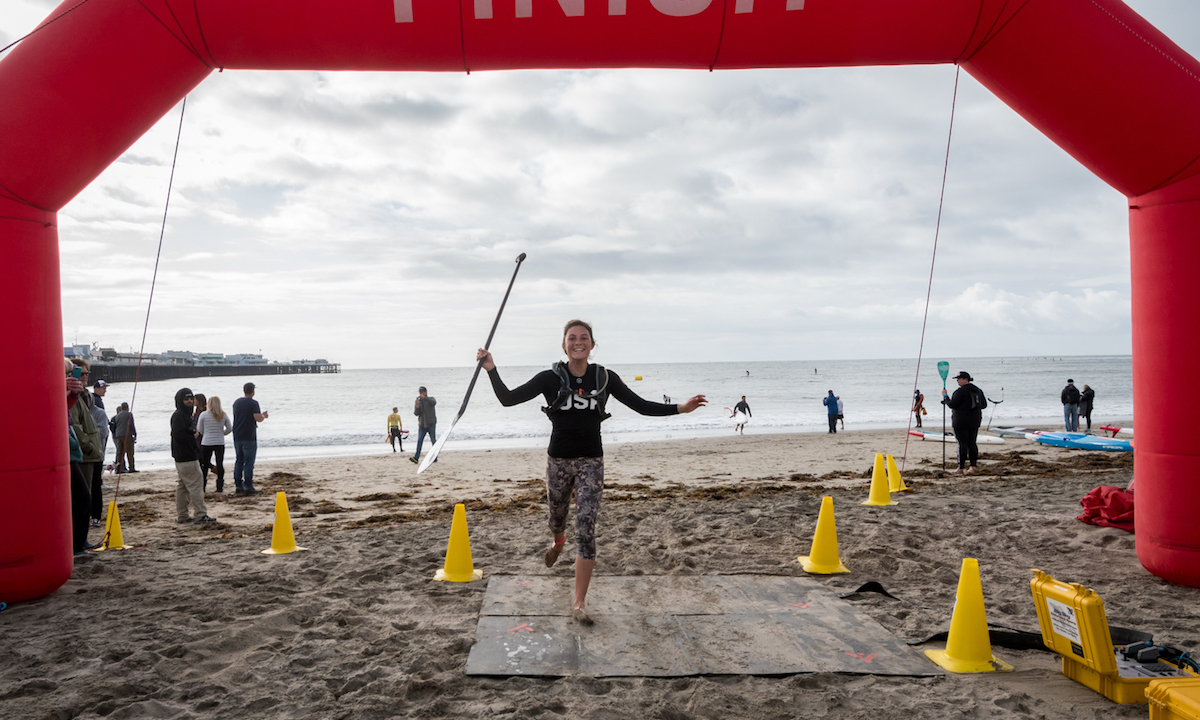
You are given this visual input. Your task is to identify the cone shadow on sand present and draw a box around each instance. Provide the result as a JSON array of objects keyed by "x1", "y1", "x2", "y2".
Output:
[
  {"x1": 262, "y1": 492, "x2": 307, "y2": 555},
  {"x1": 436, "y1": 503, "x2": 483, "y2": 582},
  {"x1": 95, "y1": 501, "x2": 131, "y2": 551},
  {"x1": 886, "y1": 454, "x2": 909, "y2": 493},
  {"x1": 862, "y1": 453, "x2": 897, "y2": 506},
  {"x1": 798, "y1": 496, "x2": 849, "y2": 574},
  {"x1": 925, "y1": 558, "x2": 1014, "y2": 673}
]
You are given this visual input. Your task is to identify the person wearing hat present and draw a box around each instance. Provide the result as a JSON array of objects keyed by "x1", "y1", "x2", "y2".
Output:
[
  {"x1": 410, "y1": 386, "x2": 438, "y2": 464},
  {"x1": 1061, "y1": 379, "x2": 1081, "y2": 432},
  {"x1": 822, "y1": 390, "x2": 839, "y2": 434},
  {"x1": 912, "y1": 388, "x2": 925, "y2": 428},
  {"x1": 171, "y1": 388, "x2": 214, "y2": 524},
  {"x1": 941, "y1": 371, "x2": 988, "y2": 474}
]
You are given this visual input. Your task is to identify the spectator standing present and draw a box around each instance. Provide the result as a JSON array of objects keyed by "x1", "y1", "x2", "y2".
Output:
[
  {"x1": 387, "y1": 407, "x2": 404, "y2": 452},
  {"x1": 1079, "y1": 384, "x2": 1095, "y2": 431},
  {"x1": 69, "y1": 360, "x2": 103, "y2": 529},
  {"x1": 191, "y1": 393, "x2": 207, "y2": 456},
  {"x1": 1061, "y1": 379, "x2": 1081, "y2": 432},
  {"x1": 65, "y1": 361, "x2": 95, "y2": 554},
  {"x1": 111, "y1": 402, "x2": 137, "y2": 473},
  {"x1": 410, "y1": 386, "x2": 437, "y2": 464},
  {"x1": 822, "y1": 390, "x2": 839, "y2": 434},
  {"x1": 941, "y1": 371, "x2": 988, "y2": 474},
  {"x1": 836, "y1": 396, "x2": 845, "y2": 431},
  {"x1": 913, "y1": 389, "x2": 925, "y2": 428},
  {"x1": 232, "y1": 382, "x2": 268, "y2": 494},
  {"x1": 171, "y1": 388, "x2": 213, "y2": 523},
  {"x1": 197, "y1": 396, "x2": 233, "y2": 492},
  {"x1": 88, "y1": 378, "x2": 111, "y2": 525}
]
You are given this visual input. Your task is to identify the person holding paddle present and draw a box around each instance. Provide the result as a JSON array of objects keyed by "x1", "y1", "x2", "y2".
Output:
[{"x1": 477, "y1": 320, "x2": 706, "y2": 625}]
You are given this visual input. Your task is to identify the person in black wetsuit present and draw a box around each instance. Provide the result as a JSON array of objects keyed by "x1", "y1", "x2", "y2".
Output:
[
  {"x1": 941, "y1": 371, "x2": 987, "y2": 474},
  {"x1": 477, "y1": 319, "x2": 706, "y2": 625}
]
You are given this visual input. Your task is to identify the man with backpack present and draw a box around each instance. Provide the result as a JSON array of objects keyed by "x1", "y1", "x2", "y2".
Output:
[
  {"x1": 1061, "y1": 379, "x2": 1081, "y2": 432},
  {"x1": 941, "y1": 371, "x2": 987, "y2": 474}
]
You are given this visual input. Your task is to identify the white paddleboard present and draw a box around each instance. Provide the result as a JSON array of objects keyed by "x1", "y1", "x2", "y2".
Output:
[{"x1": 909, "y1": 430, "x2": 1005, "y2": 445}]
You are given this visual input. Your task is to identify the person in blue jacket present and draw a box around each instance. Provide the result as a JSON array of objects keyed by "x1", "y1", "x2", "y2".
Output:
[{"x1": 823, "y1": 390, "x2": 839, "y2": 433}]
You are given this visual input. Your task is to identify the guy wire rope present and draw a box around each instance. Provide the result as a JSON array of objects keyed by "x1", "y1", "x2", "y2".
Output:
[
  {"x1": 105, "y1": 96, "x2": 187, "y2": 547},
  {"x1": 900, "y1": 65, "x2": 960, "y2": 474}
]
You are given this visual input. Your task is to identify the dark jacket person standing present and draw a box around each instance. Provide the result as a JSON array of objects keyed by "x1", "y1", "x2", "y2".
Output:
[
  {"x1": 941, "y1": 371, "x2": 987, "y2": 474},
  {"x1": 171, "y1": 388, "x2": 213, "y2": 524},
  {"x1": 1079, "y1": 384, "x2": 1095, "y2": 431}
]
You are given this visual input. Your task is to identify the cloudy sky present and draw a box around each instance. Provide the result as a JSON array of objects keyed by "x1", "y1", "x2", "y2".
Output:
[{"x1": 5, "y1": 0, "x2": 1199, "y2": 369}]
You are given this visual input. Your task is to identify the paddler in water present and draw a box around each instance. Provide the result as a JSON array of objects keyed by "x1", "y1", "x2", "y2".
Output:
[{"x1": 476, "y1": 319, "x2": 706, "y2": 625}]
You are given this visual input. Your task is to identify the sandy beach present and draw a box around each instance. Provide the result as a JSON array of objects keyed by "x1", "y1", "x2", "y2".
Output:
[{"x1": 3, "y1": 426, "x2": 1193, "y2": 719}]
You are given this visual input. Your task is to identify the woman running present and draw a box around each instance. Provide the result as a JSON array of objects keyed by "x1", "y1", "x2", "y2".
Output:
[{"x1": 477, "y1": 320, "x2": 705, "y2": 625}]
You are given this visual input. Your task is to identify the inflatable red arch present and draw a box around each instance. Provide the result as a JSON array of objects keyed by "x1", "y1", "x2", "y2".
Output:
[{"x1": 2, "y1": 0, "x2": 1199, "y2": 600}]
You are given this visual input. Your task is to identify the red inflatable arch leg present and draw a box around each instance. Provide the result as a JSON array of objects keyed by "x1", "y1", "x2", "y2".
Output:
[
  {"x1": 0, "y1": 202, "x2": 73, "y2": 602},
  {"x1": 1129, "y1": 174, "x2": 1200, "y2": 587}
]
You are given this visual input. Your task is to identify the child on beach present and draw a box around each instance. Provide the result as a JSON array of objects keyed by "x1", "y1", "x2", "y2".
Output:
[{"x1": 476, "y1": 319, "x2": 706, "y2": 625}]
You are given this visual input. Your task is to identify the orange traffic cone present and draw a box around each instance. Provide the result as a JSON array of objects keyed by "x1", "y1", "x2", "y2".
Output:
[
  {"x1": 925, "y1": 558, "x2": 1013, "y2": 673},
  {"x1": 95, "y1": 501, "x2": 131, "y2": 551},
  {"x1": 798, "y1": 496, "x2": 850, "y2": 574},
  {"x1": 261, "y1": 492, "x2": 307, "y2": 555},
  {"x1": 886, "y1": 454, "x2": 909, "y2": 493},
  {"x1": 435, "y1": 503, "x2": 483, "y2": 582},
  {"x1": 861, "y1": 453, "x2": 897, "y2": 506}
]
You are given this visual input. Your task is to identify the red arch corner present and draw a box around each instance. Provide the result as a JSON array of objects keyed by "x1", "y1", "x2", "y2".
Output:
[{"x1": 2, "y1": 0, "x2": 1199, "y2": 600}]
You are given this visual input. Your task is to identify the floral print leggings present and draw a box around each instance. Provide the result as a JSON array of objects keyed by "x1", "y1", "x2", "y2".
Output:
[{"x1": 545, "y1": 456, "x2": 604, "y2": 561}]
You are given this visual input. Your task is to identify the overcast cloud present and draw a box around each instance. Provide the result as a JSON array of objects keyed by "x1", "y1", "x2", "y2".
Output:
[{"x1": 6, "y1": 0, "x2": 1199, "y2": 368}]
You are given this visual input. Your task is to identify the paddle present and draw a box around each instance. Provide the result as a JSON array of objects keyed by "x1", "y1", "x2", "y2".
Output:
[
  {"x1": 986, "y1": 387, "x2": 1004, "y2": 430},
  {"x1": 937, "y1": 361, "x2": 949, "y2": 470},
  {"x1": 417, "y1": 253, "x2": 527, "y2": 473}
]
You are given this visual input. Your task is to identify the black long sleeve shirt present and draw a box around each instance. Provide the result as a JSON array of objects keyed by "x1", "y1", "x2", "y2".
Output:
[
  {"x1": 486, "y1": 365, "x2": 677, "y2": 458},
  {"x1": 942, "y1": 383, "x2": 984, "y2": 426}
]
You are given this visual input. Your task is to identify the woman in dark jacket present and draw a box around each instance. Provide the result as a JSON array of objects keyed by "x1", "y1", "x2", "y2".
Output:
[
  {"x1": 477, "y1": 319, "x2": 705, "y2": 625},
  {"x1": 1079, "y1": 384, "x2": 1095, "y2": 431}
]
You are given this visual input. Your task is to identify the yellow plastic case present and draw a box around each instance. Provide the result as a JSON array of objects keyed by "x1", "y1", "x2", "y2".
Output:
[
  {"x1": 1030, "y1": 569, "x2": 1194, "y2": 704},
  {"x1": 1148, "y1": 678, "x2": 1200, "y2": 720}
]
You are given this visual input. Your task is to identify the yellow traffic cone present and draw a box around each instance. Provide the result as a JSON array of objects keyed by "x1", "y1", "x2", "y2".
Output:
[
  {"x1": 886, "y1": 454, "x2": 909, "y2": 493},
  {"x1": 798, "y1": 496, "x2": 849, "y2": 574},
  {"x1": 95, "y1": 501, "x2": 131, "y2": 551},
  {"x1": 261, "y1": 492, "x2": 307, "y2": 555},
  {"x1": 925, "y1": 558, "x2": 1013, "y2": 673},
  {"x1": 861, "y1": 453, "x2": 897, "y2": 506},
  {"x1": 435, "y1": 503, "x2": 483, "y2": 582}
]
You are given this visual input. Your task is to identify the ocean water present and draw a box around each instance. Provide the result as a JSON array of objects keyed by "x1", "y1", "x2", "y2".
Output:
[{"x1": 106, "y1": 355, "x2": 1133, "y2": 470}]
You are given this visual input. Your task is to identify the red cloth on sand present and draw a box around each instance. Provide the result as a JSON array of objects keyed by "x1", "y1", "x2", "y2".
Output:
[{"x1": 1077, "y1": 485, "x2": 1134, "y2": 533}]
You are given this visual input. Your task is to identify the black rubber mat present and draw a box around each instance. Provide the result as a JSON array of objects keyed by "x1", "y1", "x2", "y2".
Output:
[{"x1": 465, "y1": 575, "x2": 944, "y2": 677}]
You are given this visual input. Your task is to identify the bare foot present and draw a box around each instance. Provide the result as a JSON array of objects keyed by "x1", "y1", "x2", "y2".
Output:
[
  {"x1": 572, "y1": 607, "x2": 594, "y2": 626},
  {"x1": 966, "y1": 466, "x2": 977, "y2": 474},
  {"x1": 544, "y1": 543, "x2": 563, "y2": 568}
]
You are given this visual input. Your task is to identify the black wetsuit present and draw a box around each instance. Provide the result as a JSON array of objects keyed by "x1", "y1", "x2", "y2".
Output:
[
  {"x1": 487, "y1": 363, "x2": 677, "y2": 560},
  {"x1": 942, "y1": 383, "x2": 986, "y2": 469},
  {"x1": 486, "y1": 364, "x2": 677, "y2": 458}
]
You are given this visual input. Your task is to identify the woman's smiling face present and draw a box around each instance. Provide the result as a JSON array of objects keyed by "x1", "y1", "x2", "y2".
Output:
[{"x1": 562, "y1": 324, "x2": 594, "y2": 362}]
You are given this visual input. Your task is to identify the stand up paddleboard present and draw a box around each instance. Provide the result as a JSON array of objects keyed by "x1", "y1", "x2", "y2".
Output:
[
  {"x1": 1099, "y1": 425, "x2": 1134, "y2": 437},
  {"x1": 908, "y1": 430, "x2": 1005, "y2": 445},
  {"x1": 991, "y1": 426, "x2": 1038, "y2": 438},
  {"x1": 1035, "y1": 432, "x2": 1132, "y2": 451}
]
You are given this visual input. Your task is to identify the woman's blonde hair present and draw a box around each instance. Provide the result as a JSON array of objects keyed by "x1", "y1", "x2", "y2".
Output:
[{"x1": 208, "y1": 396, "x2": 225, "y2": 422}]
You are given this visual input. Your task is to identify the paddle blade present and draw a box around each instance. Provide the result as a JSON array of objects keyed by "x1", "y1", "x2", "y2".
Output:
[
  {"x1": 417, "y1": 418, "x2": 458, "y2": 473},
  {"x1": 937, "y1": 361, "x2": 950, "y2": 382}
]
